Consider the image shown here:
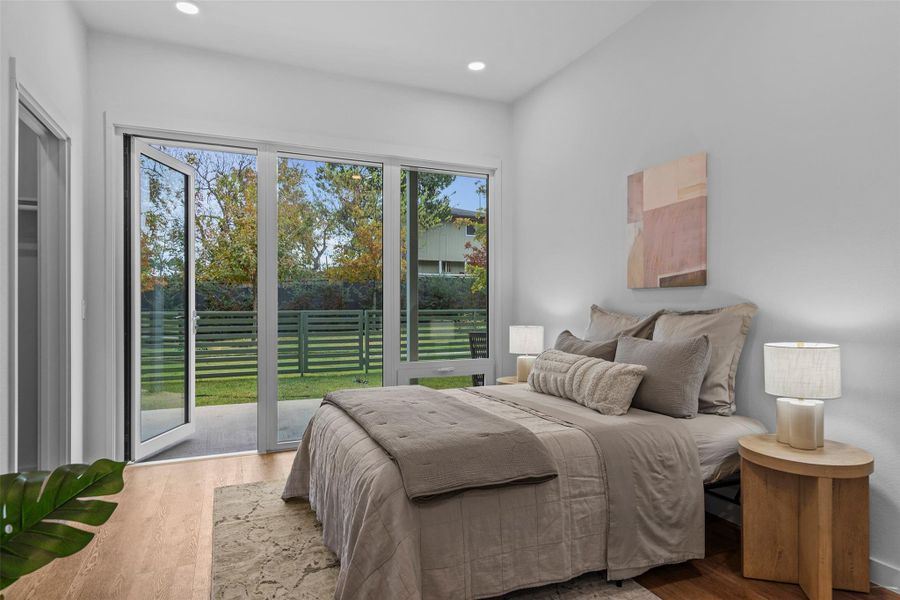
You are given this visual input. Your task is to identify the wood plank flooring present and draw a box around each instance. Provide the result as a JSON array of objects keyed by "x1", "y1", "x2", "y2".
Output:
[{"x1": 4, "y1": 452, "x2": 896, "y2": 600}]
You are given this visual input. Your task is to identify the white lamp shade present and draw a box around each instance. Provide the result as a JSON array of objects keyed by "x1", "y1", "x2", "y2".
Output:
[
  {"x1": 509, "y1": 325, "x2": 544, "y2": 355},
  {"x1": 763, "y1": 342, "x2": 841, "y2": 399}
]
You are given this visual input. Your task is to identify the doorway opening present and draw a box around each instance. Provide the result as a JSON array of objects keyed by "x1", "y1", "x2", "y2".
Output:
[
  {"x1": 12, "y1": 97, "x2": 71, "y2": 472},
  {"x1": 128, "y1": 139, "x2": 259, "y2": 462}
]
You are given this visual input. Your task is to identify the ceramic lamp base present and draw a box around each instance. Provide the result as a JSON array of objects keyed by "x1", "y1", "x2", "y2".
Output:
[
  {"x1": 775, "y1": 398, "x2": 792, "y2": 444},
  {"x1": 787, "y1": 399, "x2": 825, "y2": 450},
  {"x1": 516, "y1": 355, "x2": 536, "y2": 382}
]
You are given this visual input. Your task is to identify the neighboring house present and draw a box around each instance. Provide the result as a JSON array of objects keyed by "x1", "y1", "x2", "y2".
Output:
[{"x1": 417, "y1": 207, "x2": 482, "y2": 275}]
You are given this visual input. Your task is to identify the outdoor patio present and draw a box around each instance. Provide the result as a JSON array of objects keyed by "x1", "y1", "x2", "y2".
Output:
[{"x1": 143, "y1": 398, "x2": 320, "y2": 461}]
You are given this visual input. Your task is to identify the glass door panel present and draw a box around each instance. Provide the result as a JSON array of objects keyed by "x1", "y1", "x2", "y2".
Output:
[
  {"x1": 276, "y1": 155, "x2": 384, "y2": 443},
  {"x1": 131, "y1": 140, "x2": 197, "y2": 460},
  {"x1": 400, "y1": 168, "x2": 489, "y2": 365}
]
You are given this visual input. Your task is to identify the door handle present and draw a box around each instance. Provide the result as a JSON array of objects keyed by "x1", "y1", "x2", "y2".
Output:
[
  {"x1": 192, "y1": 311, "x2": 199, "y2": 335},
  {"x1": 434, "y1": 367, "x2": 456, "y2": 374}
]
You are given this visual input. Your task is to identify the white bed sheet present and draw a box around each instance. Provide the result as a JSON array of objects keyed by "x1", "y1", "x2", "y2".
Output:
[{"x1": 681, "y1": 413, "x2": 768, "y2": 483}]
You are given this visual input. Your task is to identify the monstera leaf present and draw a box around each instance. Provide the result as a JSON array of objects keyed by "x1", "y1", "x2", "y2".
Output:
[{"x1": 0, "y1": 459, "x2": 126, "y2": 590}]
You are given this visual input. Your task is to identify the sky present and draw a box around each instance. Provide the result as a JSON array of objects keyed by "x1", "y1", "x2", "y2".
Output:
[{"x1": 443, "y1": 174, "x2": 487, "y2": 212}]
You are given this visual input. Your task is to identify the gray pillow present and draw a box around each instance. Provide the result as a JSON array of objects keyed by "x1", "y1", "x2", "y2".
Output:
[
  {"x1": 528, "y1": 349, "x2": 647, "y2": 416},
  {"x1": 652, "y1": 303, "x2": 758, "y2": 416},
  {"x1": 614, "y1": 335, "x2": 711, "y2": 418},
  {"x1": 584, "y1": 306, "x2": 664, "y2": 341},
  {"x1": 554, "y1": 330, "x2": 617, "y2": 361}
]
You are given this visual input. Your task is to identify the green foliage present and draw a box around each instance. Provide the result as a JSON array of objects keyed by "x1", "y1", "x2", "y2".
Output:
[
  {"x1": 277, "y1": 159, "x2": 331, "y2": 279},
  {"x1": 461, "y1": 211, "x2": 487, "y2": 293},
  {"x1": 141, "y1": 148, "x2": 485, "y2": 299},
  {"x1": 0, "y1": 460, "x2": 126, "y2": 590},
  {"x1": 147, "y1": 275, "x2": 485, "y2": 312}
]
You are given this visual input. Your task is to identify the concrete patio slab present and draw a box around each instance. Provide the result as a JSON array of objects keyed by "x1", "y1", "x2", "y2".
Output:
[{"x1": 141, "y1": 399, "x2": 321, "y2": 462}]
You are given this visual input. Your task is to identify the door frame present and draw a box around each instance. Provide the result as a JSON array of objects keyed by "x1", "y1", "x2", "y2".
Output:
[
  {"x1": 128, "y1": 138, "x2": 198, "y2": 461},
  {"x1": 4, "y1": 60, "x2": 72, "y2": 472},
  {"x1": 105, "y1": 116, "x2": 502, "y2": 460}
]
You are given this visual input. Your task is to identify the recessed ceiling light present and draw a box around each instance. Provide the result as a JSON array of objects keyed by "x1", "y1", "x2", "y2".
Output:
[
  {"x1": 467, "y1": 61, "x2": 486, "y2": 72},
  {"x1": 175, "y1": 2, "x2": 199, "y2": 15}
]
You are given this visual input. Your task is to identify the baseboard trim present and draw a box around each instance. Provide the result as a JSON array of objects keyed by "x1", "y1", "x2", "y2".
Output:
[{"x1": 871, "y1": 557, "x2": 900, "y2": 592}]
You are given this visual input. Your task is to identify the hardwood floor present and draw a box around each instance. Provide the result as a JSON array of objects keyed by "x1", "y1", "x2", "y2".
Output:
[
  {"x1": 4, "y1": 452, "x2": 897, "y2": 600},
  {"x1": 4, "y1": 452, "x2": 295, "y2": 600},
  {"x1": 636, "y1": 515, "x2": 897, "y2": 600}
]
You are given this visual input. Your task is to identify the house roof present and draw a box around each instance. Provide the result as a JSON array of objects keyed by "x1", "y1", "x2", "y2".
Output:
[{"x1": 450, "y1": 207, "x2": 480, "y2": 219}]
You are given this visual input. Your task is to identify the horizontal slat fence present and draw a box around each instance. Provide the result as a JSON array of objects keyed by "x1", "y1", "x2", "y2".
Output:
[{"x1": 140, "y1": 308, "x2": 486, "y2": 383}]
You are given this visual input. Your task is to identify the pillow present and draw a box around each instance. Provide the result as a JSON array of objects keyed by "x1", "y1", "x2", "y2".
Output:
[
  {"x1": 554, "y1": 330, "x2": 617, "y2": 361},
  {"x1": 584, "y1": 305, "x2": 664, "y2": 341},
  {"x1": 614, "y1": 335, "x2": 711, "y2": 418},
  {"x1": 652, "y1": 303, "x2": 758, "y2": 416},
  {"x1": 528, "y1": 349, "x2": 647, "y2": 416}
]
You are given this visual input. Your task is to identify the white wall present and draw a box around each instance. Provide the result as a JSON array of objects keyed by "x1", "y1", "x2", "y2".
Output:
[
  {"x1": 82, "y1": 33, "x2": 513, "y2": 460},
  {"x1": 512, "y1": 0, "x2": 900, "y2": 587},
  {"x1": 0, "y1": 0, "x2": 88, "y2": 471}
]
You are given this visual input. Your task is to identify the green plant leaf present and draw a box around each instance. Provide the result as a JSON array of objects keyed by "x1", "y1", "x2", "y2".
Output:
[{"x1": 0, "y1": 459, "x2": 126, "y2": 590}]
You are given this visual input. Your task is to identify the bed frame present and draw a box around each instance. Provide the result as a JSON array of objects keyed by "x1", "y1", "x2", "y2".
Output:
[{"x1": 703, "y1": 473, "x2": 741, "y2": 505}]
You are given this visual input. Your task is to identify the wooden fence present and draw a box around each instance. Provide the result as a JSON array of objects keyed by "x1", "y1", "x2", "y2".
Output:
[{"x1": 140, "y1": 309, "x2": 487, "y2": 383}]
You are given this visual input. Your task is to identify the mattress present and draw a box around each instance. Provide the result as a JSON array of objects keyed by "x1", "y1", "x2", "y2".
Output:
[{"x1": 681, "y1": 413, "x2": 768, "y2": 483}]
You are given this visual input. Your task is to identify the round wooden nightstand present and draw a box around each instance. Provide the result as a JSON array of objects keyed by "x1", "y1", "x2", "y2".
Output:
[
  {"x1": 495, "y1": 376, "x2": 522, "y2": 385},
  {"x1": 738, "y1": 433, "x2": 874, "y2": 600}
]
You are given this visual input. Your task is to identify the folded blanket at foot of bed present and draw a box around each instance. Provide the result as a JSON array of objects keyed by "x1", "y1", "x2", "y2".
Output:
[{"x1": 321, "y1": 385, "x2": 558, "y2": 501}]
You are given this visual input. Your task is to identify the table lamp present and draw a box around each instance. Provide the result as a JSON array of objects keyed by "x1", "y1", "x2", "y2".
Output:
[
  {"x1": 510, "y1": 325, "x2": 544, "y2": 382},
  {"x1": 763, "y1": 342, "x2": 841, "y2": 450}
]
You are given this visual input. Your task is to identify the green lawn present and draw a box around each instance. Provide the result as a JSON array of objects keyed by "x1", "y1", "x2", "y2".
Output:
[{"x1": 141, "y1": 370, "x2": 475, "y2": 410}]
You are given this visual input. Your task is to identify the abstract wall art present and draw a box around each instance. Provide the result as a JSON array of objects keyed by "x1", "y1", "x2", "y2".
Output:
[{"x1": 627, "y1": 152, "x2": 707, "y2": 289}]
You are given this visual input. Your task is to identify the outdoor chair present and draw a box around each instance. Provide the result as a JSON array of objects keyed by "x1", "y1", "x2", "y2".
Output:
[{"x1": 468, "y1": 331, "x2": 488, "y2": 386}]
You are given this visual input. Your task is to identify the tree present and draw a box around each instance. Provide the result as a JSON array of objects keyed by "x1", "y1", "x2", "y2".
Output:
[
  {"x1": 276, "y1": 159, "x2": 332, "y2": 278},
  {"x1": 399, "y1": 170, "x2": 456, "y2": 281},
  {"x1": 139, "y1": 156, "x2": 186, "y2": 292},
  {"x1": 461, "y1": 180, "x2": 488, "y2": 292},
  {"x1": 189, "y1": 150, "x2": 259, "y2": 285},
  {"x1": 139, "y1": 148, "x2": 471, "y2": 303}
]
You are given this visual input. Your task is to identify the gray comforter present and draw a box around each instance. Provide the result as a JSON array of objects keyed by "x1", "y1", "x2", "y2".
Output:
[
  {"x1": 321, "y1": 386, "x2": 557, "y2": 501},
  {"x1": 283, "y1": 384, "x2": 705, "y2": 600}
]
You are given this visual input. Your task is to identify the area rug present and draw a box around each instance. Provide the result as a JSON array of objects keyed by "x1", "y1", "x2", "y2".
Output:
[{"x1": 212, "y1": 480, "x2": 662, "y2": 600}]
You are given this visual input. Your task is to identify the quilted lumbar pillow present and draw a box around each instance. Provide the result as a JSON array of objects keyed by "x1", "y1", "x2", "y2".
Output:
[{"x1": 528, "y1": 349, "x2": 647, "y2": 416}]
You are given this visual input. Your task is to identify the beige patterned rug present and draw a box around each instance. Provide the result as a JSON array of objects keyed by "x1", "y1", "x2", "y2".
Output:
[{"x1": 212, "y1": 480, "x2": 662, "y2": 599}]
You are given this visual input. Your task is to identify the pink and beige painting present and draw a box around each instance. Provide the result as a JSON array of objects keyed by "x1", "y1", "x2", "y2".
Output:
[{"x1": 627, "y1": 152, "x2": 707, "y2": 289}]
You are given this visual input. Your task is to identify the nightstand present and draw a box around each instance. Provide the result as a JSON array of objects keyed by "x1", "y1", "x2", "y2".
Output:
[
  {"x1": 495, "y1": 376, "x2": 521, "y2": 385},
  {"x1": 738, "y1": 433, "x2": 874, "y2": 600}
]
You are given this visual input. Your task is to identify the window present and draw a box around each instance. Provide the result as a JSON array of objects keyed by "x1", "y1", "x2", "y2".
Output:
[
  {"x1": 123, "y1": 128, "x2": 497, "y2": 457},
  {"x1": 400, "y1": 167, "x2": 488, "y2": 363}
]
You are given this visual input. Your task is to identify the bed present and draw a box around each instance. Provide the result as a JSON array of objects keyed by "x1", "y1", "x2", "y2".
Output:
[
  {"x1": 683, "y1": 411, "x2": 768, "y2": 484},
  {"x1": 282, "y1": 382, "x2": 766, "y2": 600}
]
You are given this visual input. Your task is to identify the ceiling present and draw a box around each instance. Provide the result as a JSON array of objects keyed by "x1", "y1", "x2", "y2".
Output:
[{"x1": 73, "y1": 0, "x2": 649, "y2": 102}]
